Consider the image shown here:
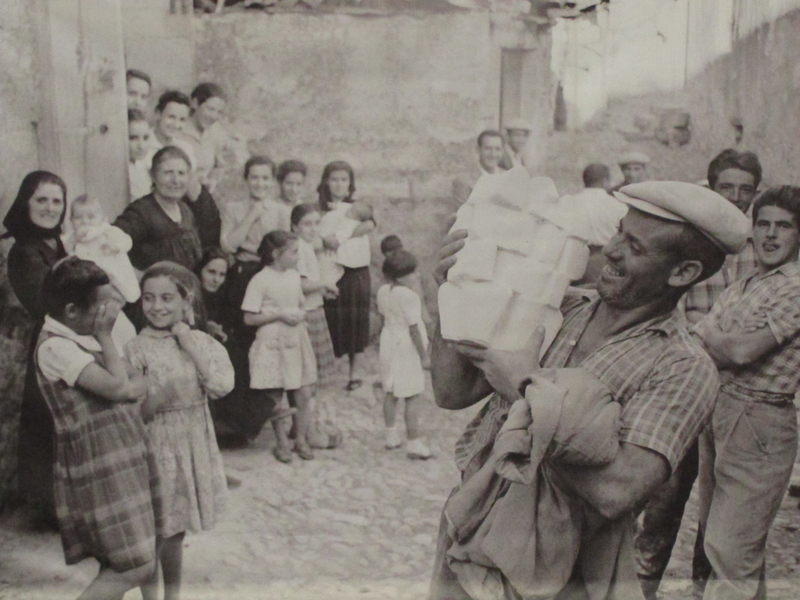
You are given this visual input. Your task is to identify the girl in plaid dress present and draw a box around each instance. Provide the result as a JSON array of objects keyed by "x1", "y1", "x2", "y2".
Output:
[
  {"x1": 292, "y1": 203, "x2": 343, "y2": 449},
  {"x1": 34, "y1": 257, "x2": 159, "y2": 599},
  {"x1": 126, "y1": 262, "x2": 234, "y2": 600}
]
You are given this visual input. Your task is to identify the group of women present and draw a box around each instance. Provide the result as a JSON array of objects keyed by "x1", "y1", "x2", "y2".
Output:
[{"x1": 2, "y1": 137, "x2": 374, "y2": 519}]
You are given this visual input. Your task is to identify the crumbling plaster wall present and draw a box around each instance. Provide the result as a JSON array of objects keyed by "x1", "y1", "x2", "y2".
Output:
[
  {"x1": 679, "y1": 7, "x2": 800, "y2": 187},
  {"x1": 194, "y1": 10, "x2": 553, "y2": 318},
  {"x1": 0, "y1": 4, "x2": 41, "y2": 215}
]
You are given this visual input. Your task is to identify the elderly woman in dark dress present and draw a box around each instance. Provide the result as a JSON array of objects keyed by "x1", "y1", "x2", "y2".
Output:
[
  {"x1": 114, "y1": 146, "x2": 203, "y2": 272},
  {"x1": 2, "y1": 170, "x2": 68, "y2": 522}
]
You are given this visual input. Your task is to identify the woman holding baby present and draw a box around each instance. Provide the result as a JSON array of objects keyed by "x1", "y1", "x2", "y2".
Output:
[{"x1": 317, "y1": 161, "x2": 375, "y2": 391}]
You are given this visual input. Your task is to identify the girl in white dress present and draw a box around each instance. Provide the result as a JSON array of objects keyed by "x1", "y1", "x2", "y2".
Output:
[
  {"x1": 376, "y1": 249, "x2": 432, "y2": 459},
  {"x1": 242, "y1": 231, "x2": 317, "y2": 463}
]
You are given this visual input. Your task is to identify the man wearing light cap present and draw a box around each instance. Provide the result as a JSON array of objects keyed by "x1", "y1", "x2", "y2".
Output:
[
  {"x1": 693, "y1": 186, "x2": 800, "y2": 600},
  {"x1": 612, "y1": 150, "x2": 651, "y2": 192},
  {"x1": 429, "y1": 181, "x2": 750, "y2": 600},
  {"x1": 500, "y1": 118, "x2": 532, "y2": 170}
]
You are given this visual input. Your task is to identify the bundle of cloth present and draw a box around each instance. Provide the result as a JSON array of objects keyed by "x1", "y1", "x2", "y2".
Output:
[{"x1": 444, "y1": 368, "x2": 641, "y2": 600}]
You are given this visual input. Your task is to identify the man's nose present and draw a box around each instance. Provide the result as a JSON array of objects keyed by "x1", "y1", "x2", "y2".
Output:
[{"x1": 603, "y1": 234, "x2": 622, "y2": 258}]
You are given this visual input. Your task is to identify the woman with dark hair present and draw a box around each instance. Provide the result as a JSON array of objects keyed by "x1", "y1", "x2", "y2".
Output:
[
  {"x1": 2, "y1": 170, "x2": 68, "y2": 521},
  {"x1": 277, "y1": 159, "x2": 308, "y2": 207},
  {"x1": 216, "y1": 156, "x2": 291, "y2": 444},
  {"x1": 196, "y1": 247, "x2": 229, "y2": 343},
  {"x1": 317, "y1": 161, "x2": 374, "y2": 390},
  {"x1": 183, "y1": 82, "x2": 240, "y2": 192},
  {"x1": 114, "y1": 146, "x2": 204, "y2": 272}
]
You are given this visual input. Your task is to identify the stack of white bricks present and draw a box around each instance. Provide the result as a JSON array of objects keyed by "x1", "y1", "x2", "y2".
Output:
[{"x1": 439, "y1": 166, "x2": 589, "y2": 356}]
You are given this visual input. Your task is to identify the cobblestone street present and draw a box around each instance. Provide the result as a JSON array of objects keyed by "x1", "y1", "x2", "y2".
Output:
[{"x1": 2, "y1": 348, "x2": 800, "y2": 599}]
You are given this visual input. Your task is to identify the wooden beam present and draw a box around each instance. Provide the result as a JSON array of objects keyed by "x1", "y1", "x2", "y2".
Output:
[{"x1": 80, "y1": 0, "x2": 129, "y2": 217}]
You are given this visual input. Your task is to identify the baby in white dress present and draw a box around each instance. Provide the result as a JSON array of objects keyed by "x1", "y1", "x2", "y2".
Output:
[{"x1": 65, "y1": 195, "x2": 141, "y2": 304}]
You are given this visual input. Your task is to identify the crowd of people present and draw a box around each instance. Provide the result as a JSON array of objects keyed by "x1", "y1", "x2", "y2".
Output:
[
  {"x1": 0, "y1": 67, "x2": 439, "y2": 600},
  {"x1": 2, "y1": 64, "x2": 799, "y2": 600}
]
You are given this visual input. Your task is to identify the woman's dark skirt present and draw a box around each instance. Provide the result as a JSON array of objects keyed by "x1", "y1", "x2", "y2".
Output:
[{"x1": 324, "y1": 266, "x2": 370, "y2": 358}]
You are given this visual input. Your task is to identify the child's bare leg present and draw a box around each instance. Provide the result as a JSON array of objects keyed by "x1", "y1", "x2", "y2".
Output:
[
  {"x1": 77, "y1": 560, "x2": 155, "y2": 600},
  {"x1": 383, "y1": 391, "x2": 397, "y2": 428},
  {"x1": 140, "y1": 537, "x2": 162, "y2": 600},
  {"x1": 161, "y1": 531, "x2": 185, "y2": 600},
  {"x1": 348, "y1": 352, "x2": 357, "y2": 382},
  {"x1": 405, "y1": 394, "x2": 422, "y2": 440},
  {"x1": 289, "y1": 387, "x2": 313, "y2": 448},
  {"x1": 272, "y1": 417, "x2": 292, "y2": 451}
]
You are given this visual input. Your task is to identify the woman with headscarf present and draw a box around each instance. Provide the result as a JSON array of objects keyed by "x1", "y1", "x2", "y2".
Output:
[{"x1": 2, "y1": 170, "x2": 68, "y2": 522}]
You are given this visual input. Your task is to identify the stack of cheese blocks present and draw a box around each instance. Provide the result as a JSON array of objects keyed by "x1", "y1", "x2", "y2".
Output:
[{"x1": 438, "y1": 166, "x2": 589, "y2": 357}]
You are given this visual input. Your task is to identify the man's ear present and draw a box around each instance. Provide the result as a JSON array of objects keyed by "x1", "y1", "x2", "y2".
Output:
[{"x1": 668, "y1": 260, "x2": 704, "y2": 289}]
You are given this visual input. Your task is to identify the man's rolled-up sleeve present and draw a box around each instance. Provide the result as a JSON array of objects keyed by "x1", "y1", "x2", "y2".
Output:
[{"x1": 620, "y1": 352, "x2": 718, "y2": 473}]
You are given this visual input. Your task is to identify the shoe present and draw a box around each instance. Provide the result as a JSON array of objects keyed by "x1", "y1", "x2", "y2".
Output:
[
  {"x1": 273, "y1": 445, "x2": 293, "y2": 464},
  {"x1": 345, "y1": 379, "x2": 363, "y2": 391},
  {"x1": 406, "y1": 438, "x2": 433, "y2": 460},
  {"x1": 294, "y1": 443, "x2": 315, "y2": 460},
  {"x1": 385, "y1": 427, "x2": 403, "y2": 450}
]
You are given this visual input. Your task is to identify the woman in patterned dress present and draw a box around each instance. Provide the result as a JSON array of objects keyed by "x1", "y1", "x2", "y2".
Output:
[{"x1": 126, "y1": 261, "x2": 234, "y2": 600}]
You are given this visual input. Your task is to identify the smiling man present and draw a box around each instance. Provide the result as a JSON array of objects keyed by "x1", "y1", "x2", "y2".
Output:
[
  {"x1": 429, "y1": 181, "x2": 750, "y2": 600},
  {"x1": 693, "y1": 186, "x2": 800, "y2": 600},
  {"x1": 452, "y1": 130, "x2": 508, "y2": 208}
]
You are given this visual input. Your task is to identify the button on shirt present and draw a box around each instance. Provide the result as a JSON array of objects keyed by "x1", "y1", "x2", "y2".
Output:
[
  {"x1": 454, "y1": 292, "x2": 718, "y2": 477},
  {"x1": 693, "y1": 260, "x2": 800, "y2": 397}
]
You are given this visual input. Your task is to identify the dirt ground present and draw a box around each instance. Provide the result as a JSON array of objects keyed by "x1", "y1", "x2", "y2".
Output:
[{"x1": 1, "y1": 346, "x2": 800, "y2": 600}]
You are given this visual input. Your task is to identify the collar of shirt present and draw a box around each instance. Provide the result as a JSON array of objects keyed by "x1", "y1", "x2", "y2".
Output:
[
  {"x1": 742, "y1": 258, "x2": 800, "y2": 286},
  {"x1": 42, "y1": 315, "x2": 102, "y2": 353},
  {"x1": 562, "y1": 293, "x2": 685, "y2": 346}
]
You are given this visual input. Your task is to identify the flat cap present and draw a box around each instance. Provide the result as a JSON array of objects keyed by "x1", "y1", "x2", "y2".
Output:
[
  {"x1": 618, "y1": 150, "x2": 650, "y2": 166},
  {"x1": 505, "y1": 118, "x2": 532, "y2": 132},
  {"x1": 614, "y1": 181, "x2": 750, "y2": 254}
]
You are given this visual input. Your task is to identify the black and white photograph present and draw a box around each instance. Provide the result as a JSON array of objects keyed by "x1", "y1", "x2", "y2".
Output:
[{"x1": 1, "y1": 1, "x2": 800, "y2": 599}]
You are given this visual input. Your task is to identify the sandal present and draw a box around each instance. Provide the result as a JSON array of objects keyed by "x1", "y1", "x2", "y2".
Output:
[
  {"x1": 294, "y1": 443, "x2": 315, "y2": 460},
  {"x1": 345, "y1": 379, "x2": 363, "y2": 391},
  {"x1": 273, "y1": 445, "x2": 293, "y2": 464}
]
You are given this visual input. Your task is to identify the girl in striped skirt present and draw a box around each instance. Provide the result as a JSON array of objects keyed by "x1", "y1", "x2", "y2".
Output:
[{"x1": 292, "y1": 203, "x2": 343, "y2": 448}]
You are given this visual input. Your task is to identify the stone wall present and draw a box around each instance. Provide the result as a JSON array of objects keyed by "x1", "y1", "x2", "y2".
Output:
[
  {"x1": 193, "y1": 9, "x2": 554, "y2": 319},
  {"x1": 541, "y1": 7, "x2": 800, "y2": 199}
]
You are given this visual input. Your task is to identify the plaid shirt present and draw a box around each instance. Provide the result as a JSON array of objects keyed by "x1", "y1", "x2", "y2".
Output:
[
  {"x1": 682, "y1": 238, "x2": 758, "y2": 323},
  {"x1": 454, "y1": 292, "x2": 718, "y2": 478},
  {"x1": 693, "y1": 260, "x2": 800, "y2": 397}
]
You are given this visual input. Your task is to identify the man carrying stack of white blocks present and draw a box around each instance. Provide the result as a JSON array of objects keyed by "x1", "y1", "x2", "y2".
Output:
[{"x1": 438, "y1": 166, "x2": 589, "y2": 355}]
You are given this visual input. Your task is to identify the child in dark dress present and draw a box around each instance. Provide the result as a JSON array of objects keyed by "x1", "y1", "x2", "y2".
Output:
[{"x1": 34, "y1": 256, "x2": 159, "y2": 600}]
